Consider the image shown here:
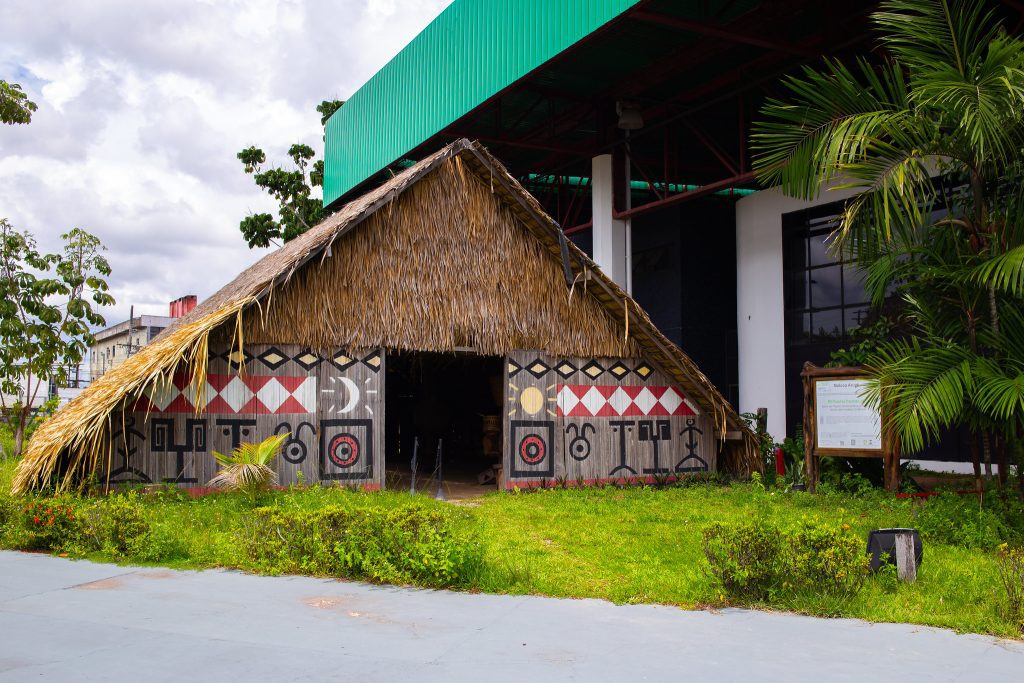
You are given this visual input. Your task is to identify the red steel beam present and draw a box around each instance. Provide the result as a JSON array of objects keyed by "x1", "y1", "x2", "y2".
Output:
[
  {"x1": 613, "y1": 170, "x2": 756, "y2": 220},
  {"x1": 564, "y1": 220, "x2": 593, "y2": 236}
]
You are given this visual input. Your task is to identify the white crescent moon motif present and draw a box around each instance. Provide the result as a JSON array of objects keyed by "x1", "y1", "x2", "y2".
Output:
[{"x1": 339, "y1": 377, "x2": 360, "y2": 414}]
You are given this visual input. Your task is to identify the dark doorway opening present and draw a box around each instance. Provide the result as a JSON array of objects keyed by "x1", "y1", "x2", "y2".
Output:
[{"x1": 384, "y1": 351, "x2": 504, "y2": 496}]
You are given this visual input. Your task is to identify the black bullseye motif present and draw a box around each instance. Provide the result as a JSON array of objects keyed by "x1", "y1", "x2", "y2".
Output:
[
  {"x1": 328, "y1": 433, "x2": 360, "y2": 468},
  {"x1": 519, "y1": 434, "x2": 546, "y2": 465}
]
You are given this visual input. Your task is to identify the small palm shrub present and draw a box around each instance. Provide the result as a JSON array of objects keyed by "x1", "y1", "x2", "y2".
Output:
[{"x1": 209, "y1": 433, "x2": 286, "y2": 493}]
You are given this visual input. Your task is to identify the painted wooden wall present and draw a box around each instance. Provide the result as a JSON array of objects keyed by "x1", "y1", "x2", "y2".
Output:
[
  {"x1": 503, "y1": 351, "x2": 717, "y2": 487},
  {"x1": 102, "y1": 344, "x2": 385, "y2": 489}
]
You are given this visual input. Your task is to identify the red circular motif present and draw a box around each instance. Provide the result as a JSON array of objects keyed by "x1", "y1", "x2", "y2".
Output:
[
  {"x1": 328, "y1": 434, "x2": 360, "y2": 468},
  {"x1": 519, "y1": 435, "x2": 546, "y2": 465}
]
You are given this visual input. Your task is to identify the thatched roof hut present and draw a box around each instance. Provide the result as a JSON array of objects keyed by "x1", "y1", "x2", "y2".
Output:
[{"x1": 15, "y1": 139, "x2": 757, "y2": 494}]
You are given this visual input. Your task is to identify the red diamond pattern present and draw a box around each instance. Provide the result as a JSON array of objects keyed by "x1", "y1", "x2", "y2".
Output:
[
  {"x1": 556, "y1": 384, "x2": 695, "y2": 418},
  {"x1": 132, "y1": 373, "x2": 316, "y2": 415}
]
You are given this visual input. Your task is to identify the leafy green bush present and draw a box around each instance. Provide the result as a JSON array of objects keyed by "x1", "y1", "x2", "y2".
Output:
[
  {"x1": 703, "y1": 518, "x2": 869, "y2": 601},
  {"x1": 87, "y1": 491, "x2": 150, "y2": 558},
  {"x1": 702, "y1": 520, "x2": 785, "y2": 600},
  {"x1": 129, "y1": 523, "x2": 188, "y2": 563},
  {"x1": 996, "y1": 544, "x2": 1024, "y2": 631},
  {"x1": 914, "y1": 494, "x2": 1007, "y2": 550},
  {"x1": 786, "y1": 521, "x2": 869, "y2": 596},
  {"x1": 16, "y1": 497, "x2": 83, "y2": 551},
  {"x1": 239, "y1": 502, "x2": 482, "y2": 588}
]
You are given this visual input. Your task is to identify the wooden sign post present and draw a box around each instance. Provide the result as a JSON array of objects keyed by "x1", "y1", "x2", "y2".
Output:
[{"x1": 801, "y1": 363, "x2": 899, "y2": 492}]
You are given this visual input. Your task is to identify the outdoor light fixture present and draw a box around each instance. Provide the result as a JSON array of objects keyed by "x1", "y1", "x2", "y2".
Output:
[
  {"x1": 867, "y1": 528, "x2": 923, "y2": 573},
  {"x1": 616, "y1": 101, "x2": 644, "y2": 130}
]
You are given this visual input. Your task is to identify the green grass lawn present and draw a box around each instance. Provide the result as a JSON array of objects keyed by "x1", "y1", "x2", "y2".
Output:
[{"x1": 0, "y1": 457, "x2": 1020, "y2": 639}]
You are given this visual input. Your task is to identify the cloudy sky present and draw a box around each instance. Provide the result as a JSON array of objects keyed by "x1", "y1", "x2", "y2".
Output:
[{"x1": 0, "y1": 0, "x2": 452, "y2": 327}]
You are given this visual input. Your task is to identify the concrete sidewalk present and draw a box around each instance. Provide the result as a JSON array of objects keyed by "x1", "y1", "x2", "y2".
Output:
[{"x1": 0, "y1": 551, "x2": 1021, "y2": 681}]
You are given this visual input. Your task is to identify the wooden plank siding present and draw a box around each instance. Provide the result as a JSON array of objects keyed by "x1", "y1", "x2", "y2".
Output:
[
  {"x1": 101, "y1": 342, "x2": 713, "y2": 491},
  {"x1": 101, "y1": 343, "x2": 385, "y2": 489},
  {"x1": 503, "y1": 350, "x2": 716, "y2": 488}
]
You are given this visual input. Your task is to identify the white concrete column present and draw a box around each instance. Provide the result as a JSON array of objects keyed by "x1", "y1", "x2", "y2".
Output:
[
  {"x1": 591, "y1": 154, "x2": 631, "y2": 293},
  {"x1": 735, "y1": 185, "x2": 860, "y2": 440}
]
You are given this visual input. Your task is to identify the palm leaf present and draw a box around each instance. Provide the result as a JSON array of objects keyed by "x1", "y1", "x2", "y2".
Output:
[
  {"x1": 969, "y1": 244, "x2": 1024, "y2": 296},
  {"x1": 866, "y1": 338, "x2": 974, "y2": 452},
  {"x1": 208, "y1": 432, "x2": 287, "y2": 492},
  {"x1": 752, "y1": 58, "x2": 910, "y2": 200}
]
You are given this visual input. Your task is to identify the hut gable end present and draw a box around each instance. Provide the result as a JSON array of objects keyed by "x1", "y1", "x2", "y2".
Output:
[
  {"x1": 240, "y1": 158, "x2": 639, "y2": 359},
  {"x1": 14, "y1": 139, "x2": 758, "y2": 495}
]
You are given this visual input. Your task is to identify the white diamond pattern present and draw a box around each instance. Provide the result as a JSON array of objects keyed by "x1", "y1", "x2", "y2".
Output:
[
  {"x1": 200, "y1": 381, "x2": 219, "y2": 408},
  {"x1": 292, "y1": 377, "x2": 317, "y2": 412},
  {"x1": 606, "y1": 387, "x2": 632, "y2": 415},
  {"x1": 220, "y1": 376, "x2": 253, "y2": 413},
  {"x1": 146, "y1": 382, "x2": 179, "y2": 411},
  {"x1": 256, "y1": 380, "x2": 288, "y2": 413},
  {"x1": 633, "y1": 387, "x2": 658, "y2": 415},
  {"x1": 658, "y1": 388, "x2": 683, "y2": 414},
  {"x1": 579, "y1": 386, "x2": 605, "y2": 416},
  {"x1": 557, "y1": 386, "x2": 580, "y2": 415}
]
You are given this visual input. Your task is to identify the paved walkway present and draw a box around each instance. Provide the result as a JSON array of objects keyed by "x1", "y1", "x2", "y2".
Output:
[{"x1": 0, "y1": 551, "x2": 1021, "y2": 681}]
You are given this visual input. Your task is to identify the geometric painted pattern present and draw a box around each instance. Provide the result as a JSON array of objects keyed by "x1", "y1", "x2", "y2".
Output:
[
  {"x1": 579, "y1": 360, "x2": 605, "y2": 379},
  {"x1": 361, "y1": 350, "x2": 383, "y2": 372},
  {"x1": 607, "y1": 361, "x2": 630, "y2": 380},
  {"x1": 132, "y1": 374, "x2": 316, "y2": 415},
  {"x1": 633, "y1": 362, "x2": 654, "y2": 380},
  {"x1": 554, "y1": 360, "x2": 578, "y2": 378},
  {"x1": 556, "y1": 384, "x2": 696, "y2": 418},
  {"x1": 330, "y1": 350, "x2": 358, "y2": 371},
  {"x1": 525, "y1": 358, "x2": 551, "y2": 379},
  {"x1": 256, "y1": 346, "x2": 289, "y2": 370}
]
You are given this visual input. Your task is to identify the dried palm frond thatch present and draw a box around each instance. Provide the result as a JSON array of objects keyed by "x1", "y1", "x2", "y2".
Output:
[
  {"x1": 13, "y1": 299, "x2": 252, "y2": 494},
  {"x1": 15, "y1": 139, "x2": 758, "y2": 494},
  {"x1": 237, "y1": 154, "x2": 640, "y2": 358}
]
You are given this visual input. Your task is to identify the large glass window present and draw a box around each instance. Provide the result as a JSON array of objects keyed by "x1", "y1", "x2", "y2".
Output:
[{"x1": 782, "y1": 207, "x2": 871, "y2": 346}]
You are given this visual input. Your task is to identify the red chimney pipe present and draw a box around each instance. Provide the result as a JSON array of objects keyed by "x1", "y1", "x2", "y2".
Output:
[{"x1": 170, "y1": 295, "x2": 197, "y2": 318}]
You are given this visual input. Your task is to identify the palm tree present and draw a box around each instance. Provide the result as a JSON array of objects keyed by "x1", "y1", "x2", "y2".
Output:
[
  {"x1": 752, "y1": 0, "x2": 1024, "y2": 488},
  {"x1": 208, "y1": 433, "x2": 287, "y2": 494}
]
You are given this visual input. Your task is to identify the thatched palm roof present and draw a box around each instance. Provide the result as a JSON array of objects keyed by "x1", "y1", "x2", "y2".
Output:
[{"x1": 14, "y1": 139, "x2": 756, "y2": 493}]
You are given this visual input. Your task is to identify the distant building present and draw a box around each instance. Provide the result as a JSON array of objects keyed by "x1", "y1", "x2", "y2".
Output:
[{"x1": 90, "y1": 295, "x2": 197, "y2": 379}]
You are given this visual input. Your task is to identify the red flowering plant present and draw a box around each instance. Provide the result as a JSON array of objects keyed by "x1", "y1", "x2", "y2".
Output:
[{"x1": 19, "y1": 498, "x2": 83, "y2": 551}]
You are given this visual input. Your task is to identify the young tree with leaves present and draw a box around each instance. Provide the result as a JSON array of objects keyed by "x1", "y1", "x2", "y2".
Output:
[
  {"x1": 236, "y1": 99, "x2": 344, "y2": 248},
  {"x1": 0, "y1": 222, "x2": 115, "y2": 457},
  {"x1": 0, "y1": 80, "x2": 36, "y2": 125},
  {"x1": 752, "y1": 0, "x2": 1024, "y2": 489}
]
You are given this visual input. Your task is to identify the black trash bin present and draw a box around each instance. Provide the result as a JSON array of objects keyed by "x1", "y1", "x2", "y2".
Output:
[{"x1": 867, "y1": 528, "x2": 923, "y2": 572}]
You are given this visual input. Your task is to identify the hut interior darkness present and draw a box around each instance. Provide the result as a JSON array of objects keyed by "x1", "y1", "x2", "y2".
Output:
[
  {"x1": 385, "y1": 351, "x2": 505, "y2": 491},
  {"x1": 14, "y1": 140, "x2": 757, "y2": 495}
]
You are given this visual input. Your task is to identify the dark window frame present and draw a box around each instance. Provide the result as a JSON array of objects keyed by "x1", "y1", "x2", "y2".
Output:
[{"x1": 782, "y1": 203, "x2": 872, "y2": 346}]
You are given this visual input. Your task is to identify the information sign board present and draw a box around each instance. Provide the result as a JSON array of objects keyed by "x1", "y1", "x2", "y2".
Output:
[{"x1": 814, "y1": 379, "x2": 881, "y2": 450}]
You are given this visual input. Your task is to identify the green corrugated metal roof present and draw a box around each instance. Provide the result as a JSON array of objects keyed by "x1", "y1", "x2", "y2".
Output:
[{"x1": 323, "y1": 0, "x2": 642, "y2": 207}]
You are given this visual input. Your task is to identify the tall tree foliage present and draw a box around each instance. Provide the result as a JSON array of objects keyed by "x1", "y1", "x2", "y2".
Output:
[
  {"x1": 0, "y1": 222, "x2": 114, "y2": 457},
  {"x1": 752, "y1": 0, "x2": 1024, "y2": 485},
  {"x1": 0, "y1": 80, "x2": 36, "y2": 125},
  {"x1": 236, "y1": 99, "x2": 344, "y2": 248}
]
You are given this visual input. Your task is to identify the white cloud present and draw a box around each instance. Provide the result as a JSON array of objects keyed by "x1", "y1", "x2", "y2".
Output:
[{"x1": 0, "y1": 0, "x2": 452, "y2": 325}]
